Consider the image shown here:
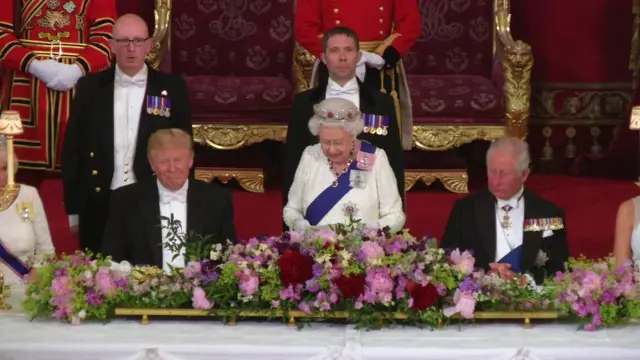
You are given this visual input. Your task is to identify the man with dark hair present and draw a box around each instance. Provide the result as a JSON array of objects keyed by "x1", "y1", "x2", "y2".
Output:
[
  {"x1": 283, "y1": 27, "x2": 404, "y2": 231},
  {"x1": 295, "y1": 1, "x2": 422, "y2": 149}
]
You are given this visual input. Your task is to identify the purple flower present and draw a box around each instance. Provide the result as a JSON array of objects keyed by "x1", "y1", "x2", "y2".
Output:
[
  {"x1": 184, "y1": 261, "x2": 201, "y2": 278},
  {"x1": 459, "y1": 276, "x2": 480, "y2": 293},
  {"x1": 305, "y1": 278, "x2": 320, "y2": 293},
  {"x1": 600, "y1": 290, "x2": 616, "y2": 304},
  {"x1": 312, "y1": 263, "x2": 324, "y2": 277},
  {"x1": 86, "y1": 289, "x2": 103, "y2": 306}
]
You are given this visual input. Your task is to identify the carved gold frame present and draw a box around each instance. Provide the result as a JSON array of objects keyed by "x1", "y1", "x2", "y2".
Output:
[
  {"x1": 405, "y1": 171, "x2": 468, "y2": 193},
  {"x1": 146, "y1": 0, "x2": 172, "y2": 70},
  {"x1": 195, "y1": 168, "x2": 264, "y2": 193}
]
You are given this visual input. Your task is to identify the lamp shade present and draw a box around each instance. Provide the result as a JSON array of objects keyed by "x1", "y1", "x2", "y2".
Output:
[{"x1": 0, "y1": 110, "x2": 24, "y2": 136}]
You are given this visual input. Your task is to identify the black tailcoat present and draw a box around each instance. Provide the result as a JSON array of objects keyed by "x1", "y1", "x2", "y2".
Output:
[
  {"x1": 101, "y1": 177, "x2": 236, "y2": 267},
  {"x1": 440, "y1": 189, "x2": 570, "y2": 283}
]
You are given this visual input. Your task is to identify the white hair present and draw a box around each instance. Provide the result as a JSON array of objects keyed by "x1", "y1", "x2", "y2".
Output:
[
  {"x1": 0, "y1": 147, "x2": 19, "y2": 175},
  {"x1": 308, "y1": 116, "x2": 365, "y2": 137},
  {"x1": 486, "y1": 136, "x2": 530, "y2": 174}
]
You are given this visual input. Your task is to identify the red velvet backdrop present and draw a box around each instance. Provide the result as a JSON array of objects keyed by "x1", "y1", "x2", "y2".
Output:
[
  {"x1": 117, "y1": 0, "x2": 155, "y2": 29},
  {"x1": 511, "y1": 0, "x2": 635, "y2": 176}
]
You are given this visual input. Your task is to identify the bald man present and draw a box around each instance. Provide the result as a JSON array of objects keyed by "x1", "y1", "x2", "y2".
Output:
[{"x1": 61, "y1": 13, "x2": 193, "y2": 254}]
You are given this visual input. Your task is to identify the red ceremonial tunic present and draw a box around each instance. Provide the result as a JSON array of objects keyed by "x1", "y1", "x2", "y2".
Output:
[
  {"x1": 0, "y1": 0, "x2": 117, "y2": 170},
  {"x1": 294, "y1": 0, "x2": 422, "y2": 58}
]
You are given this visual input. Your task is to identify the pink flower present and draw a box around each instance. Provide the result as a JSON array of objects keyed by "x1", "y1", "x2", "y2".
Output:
[
  {"x1": 365, "y1": 267, "x2": 395, "y2": 305},
  {"x1": 443, "y1": 289, "x2": 476, "y2": 319},
  {"x1": 95, "y1": 267, "x2": 117, "y2": 298},
  {"x1": 449, "y1": 249, "x2": 475, "y2": 275},
  {"x1": 359, "y1": 241, "x2": 385, "y2": 263},
  {"x1": 192, "y1": 287, "x2": 214, "y2": 310},
  {"x1": 50, "y1": 276, "x2": 72, "y2": 296},
  {"x1": 239, "y1": 272, "x2": 260, "y2": 297},
  {"x1": 184, "y1": 261, "x2": 201, "y2": 278}
]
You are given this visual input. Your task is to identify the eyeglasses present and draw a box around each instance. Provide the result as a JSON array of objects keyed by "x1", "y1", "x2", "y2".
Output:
[{"x1": 113, "y1": 37, "x2": 150, "y2": 46}]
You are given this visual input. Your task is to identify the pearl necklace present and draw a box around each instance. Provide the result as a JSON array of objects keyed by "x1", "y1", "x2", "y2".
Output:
[{"x1": 327, "y1": 142, "x2": 356, "y2": 188}]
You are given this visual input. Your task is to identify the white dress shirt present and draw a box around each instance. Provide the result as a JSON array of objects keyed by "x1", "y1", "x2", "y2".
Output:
[
  {"x1": 158, "y1": 179, "x2": 188, "y2": 273},
  {"x1": 325, "y1": 77, "x2": 360, "y2": 109},
  {"x1": 111, "y1": 64, "x2": 148, "y2": 190},
  {"x1": 284, "y1": 144, "x2": 405, "y2": 233},
  {"x1": 494, "y1": 187, "x2": 525, "y2": 262}
]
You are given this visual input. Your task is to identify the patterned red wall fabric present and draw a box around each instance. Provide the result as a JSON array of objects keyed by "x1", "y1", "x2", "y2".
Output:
[{"x1": 405, "y1": 0, "x2": 493, "y2": 78}]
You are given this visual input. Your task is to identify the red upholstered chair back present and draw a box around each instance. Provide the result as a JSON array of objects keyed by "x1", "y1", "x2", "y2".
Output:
[
  {"x1": 405, "y1": 0, "x2": 494, "y2": 78},
  {"x1": 170, "y1": 0, "x2": 294, "y2": 81}
]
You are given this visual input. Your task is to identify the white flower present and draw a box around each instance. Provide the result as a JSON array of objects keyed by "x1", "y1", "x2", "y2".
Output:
[
  {"x1": 110, "y1": 260, "x2": 132, "y2": 275},
  {"x1": 78, "y1": 309, "x2": 86, "y2": 320},
  {"x1": 535, "y1": 250, "x2": 549, "y2": 268},
  {"x1": 210, "y1": 250, "x2": 220, "y2": 261}
]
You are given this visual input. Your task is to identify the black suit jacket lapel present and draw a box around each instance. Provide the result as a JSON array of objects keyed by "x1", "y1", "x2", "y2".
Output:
[
  {"x1": 140, "y1": 178, "x2": 163, "y2": 266},
  {"x1": 186, "y1": 179, "x2": 203, "y2": 239},
  {"x1": 475, "y1": 190, "x2": 497, "y2": 264},
  {"x1": 100, "y1": 67, "x2": 116, "y2": 170},
  {"x1": 520, "y1": 189, "x2": 541, "y2": 271},
  {"x1": 357, "y1": 81, "x2": 377, "y2": 115}
]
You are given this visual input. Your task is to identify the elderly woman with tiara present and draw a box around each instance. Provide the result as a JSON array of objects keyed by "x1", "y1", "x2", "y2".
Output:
[
  {"x1": 0, "y1": 135, "x2": 54, "y2": 289},
  {"x1": 284, "y1": 98, "x2": 405, "y2": 233}
]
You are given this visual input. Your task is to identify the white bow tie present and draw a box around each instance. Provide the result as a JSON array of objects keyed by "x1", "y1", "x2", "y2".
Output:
[
  {"x1": 327, "y1": 84, "x2": 358, "y2": 97},
  {"x1": 116, "y1": 76, "x2": 146, "y2": 88},
  {"x1": 160, "y1": 189, "x2": 187, "y2": 204}
]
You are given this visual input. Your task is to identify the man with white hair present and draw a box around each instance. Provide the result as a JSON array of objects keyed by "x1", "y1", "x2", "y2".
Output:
[
  {"x1": 284, "y1": 97, "x2": 405, "y2": 233},
  {"x1": 441, "y1": 136, "x2": 569, "y2": 283}
]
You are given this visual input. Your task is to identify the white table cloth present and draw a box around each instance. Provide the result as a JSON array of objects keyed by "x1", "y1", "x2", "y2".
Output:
[
  {"x1": 2, "y1": 312, "x2": 640, "y2": 360},
  {"x1": 1, "y1": 290, "x2": 640, "y2": 360}
]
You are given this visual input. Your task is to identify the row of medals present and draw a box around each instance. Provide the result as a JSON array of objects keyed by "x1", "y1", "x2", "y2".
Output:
[
  {"x1": 147, "y1": 106, "x2": 170, "y2": 117},
  {"x1": 363, "y1": 126, "x2": 388, "y2": 135}
]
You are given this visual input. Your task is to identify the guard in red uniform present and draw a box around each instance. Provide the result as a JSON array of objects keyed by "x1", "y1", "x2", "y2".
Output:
[
  {"x1": 0, "y1": 0, "x2": 117, "y2": 170},
  {"x1": 295, "y1": 0, "x2": 422, "y2": 149}
]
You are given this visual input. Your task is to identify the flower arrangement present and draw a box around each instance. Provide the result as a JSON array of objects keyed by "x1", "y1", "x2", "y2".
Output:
[
  {"x1": 18, "y1": 216, "x2": 640, "y2": 331},
  {"x1": 546, "y1": 256, "x2": 640, "y2": 331},
  {"x1": 22, "y1": 252, "x2": 129, "y2": 324},
  {"x1": 273, "y1": 226, "x2": 470, "y2": 329}
]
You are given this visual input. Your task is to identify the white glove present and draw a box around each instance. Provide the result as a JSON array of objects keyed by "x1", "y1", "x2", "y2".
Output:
[
  {"x1": 361, "y1": 51, "x2": 385, "y2": 70},
  {"x1": 364, "y1": 221, "x2": 381, "y2": 230},
  {"x1": 27, "y1": 59, "x2": 60, "y2": 85},
  {"x1": 294, "y1": 219, "x2": 311, "y2": 232},
  {"x1": 355, "y1": 51, "x2": 387, "y2": 82},
  {"x1": 48, "y1": 63, "x2": 83, "y2": 92}
]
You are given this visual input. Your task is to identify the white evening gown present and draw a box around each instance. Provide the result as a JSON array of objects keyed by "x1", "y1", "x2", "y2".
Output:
[
  {"x1": 284, "y1": 144, "x2": 405, "y2": 232},
  {"x1": 0, "y1": 184, "x2": 55, "y2": 288}
]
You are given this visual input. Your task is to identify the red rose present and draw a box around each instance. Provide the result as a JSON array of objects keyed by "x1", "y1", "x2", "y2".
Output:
[
  {"x1": 335, "y1": 274, "x2": 365, "y2": 299},
  {"x1": 278, "y1": 249, "x2": 314, "y2": 286},
  {"x1": 406, "y1": 281, "x2": 439, "y2": 311}
]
